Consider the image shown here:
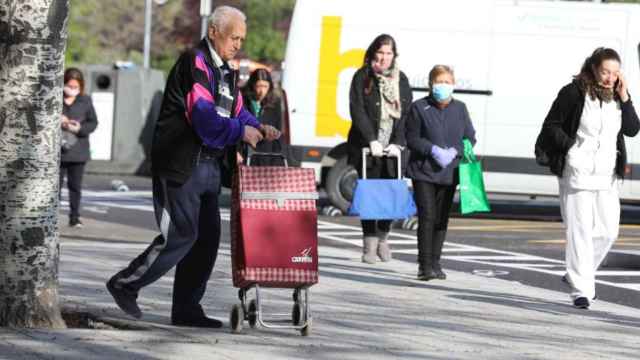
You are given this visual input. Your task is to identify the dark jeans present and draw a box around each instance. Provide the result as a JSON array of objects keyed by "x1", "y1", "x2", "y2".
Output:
[
  {"x1": 113, "y1": 158, "x2": 222, "y2": 316},
  {"x1": 358, "y1": 155, "x2": 396, "y2": 237},
  {"x1": 60, "y1": 161, "x2": 85, "y2": 222},
  {"x1": 412, "y1": 178, "x2": 457, "y2": 270}
]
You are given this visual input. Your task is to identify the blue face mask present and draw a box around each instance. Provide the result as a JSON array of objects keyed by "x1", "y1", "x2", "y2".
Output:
[{"x1": 431, "y1": 83, "x2": 454, "y2": 103}]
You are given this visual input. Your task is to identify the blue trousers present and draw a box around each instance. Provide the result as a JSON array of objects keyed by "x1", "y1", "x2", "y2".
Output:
[{"x1": 114, "y1": 158, "x2": 221, "y2": 314}]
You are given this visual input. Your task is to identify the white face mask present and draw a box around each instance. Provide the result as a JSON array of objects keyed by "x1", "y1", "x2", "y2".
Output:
[{"x1": 63, "y1": 86, "x2": 80, "y2": 97}]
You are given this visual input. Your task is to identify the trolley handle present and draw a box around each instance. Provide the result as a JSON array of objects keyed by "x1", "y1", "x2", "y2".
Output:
[
  {"x1": 361, "y1": 147, "x2": 402, "y2": 180},
  {"x1": 247, "y1": 151, "x2": 288, "y2": 167}
]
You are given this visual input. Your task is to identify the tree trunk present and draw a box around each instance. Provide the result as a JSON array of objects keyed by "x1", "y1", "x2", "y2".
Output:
[{"x1": 0, "y1": 0, "x2": 69, "y2": 328}]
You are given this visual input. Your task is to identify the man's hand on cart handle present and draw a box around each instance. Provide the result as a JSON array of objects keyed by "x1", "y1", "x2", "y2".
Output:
[
  {"x1": 260, "y1": 124, "x2": 281, "y2": 141},
  {"x1": 243, "y1": 125, "x2": 263, "y2": 148}
]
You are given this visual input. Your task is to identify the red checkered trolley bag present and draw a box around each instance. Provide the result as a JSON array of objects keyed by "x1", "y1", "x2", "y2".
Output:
[{"x1": 229, "y1": 153, "x2": 318, "y2": 336}]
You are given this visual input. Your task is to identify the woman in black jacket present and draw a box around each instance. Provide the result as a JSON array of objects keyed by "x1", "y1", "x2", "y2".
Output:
[
  {"x1": 537, "y1": 48, "x2": 639, "y2": 309},
  {"x1": 405, "y1": 65, "x2": 476, "y2": 281},
  {"x1": 347, "y1": 34, "x2": 413, "y2": 264},
  {"x1": 60, "y1": 68, "x2": 98, "y2": 228}
]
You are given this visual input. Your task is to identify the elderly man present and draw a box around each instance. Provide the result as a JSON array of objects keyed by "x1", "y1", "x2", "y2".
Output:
[{"x1": 106, "y1": 6, "x2": 280, "y2": 328}]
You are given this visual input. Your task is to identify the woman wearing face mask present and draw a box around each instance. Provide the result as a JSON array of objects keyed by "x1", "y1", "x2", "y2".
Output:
[
  {"x1": 347, "y1": 34, "x2": 413, "y2": 264},
  {"x1": 60, "y1": 68, "x2": 98, "y2": 228},
  {"x1": 537, "y1": 48, "x2": 639, "y2": 309},
  {"x1": 405, "y1": 65, "x2": 476, "y2": 281},
  {"x1": 241, "y1": 68, "x2": 285, "y2": 166}
]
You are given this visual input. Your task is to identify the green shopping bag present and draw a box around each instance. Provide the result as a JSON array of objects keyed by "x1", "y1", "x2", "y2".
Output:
[{"x1": 459, "y1": 139, "x2": 491, "y2": 215}]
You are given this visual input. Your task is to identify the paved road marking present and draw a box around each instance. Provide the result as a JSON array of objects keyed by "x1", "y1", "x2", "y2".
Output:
[
  {"x1": 449, "y1": 224, "x2": 563, "y2": 231},
  {"x1": 82, "y1": 190, "x2": 153, "y2": 197},
  {"x1": 444, "y1": 255, "x2": 549, "y2": 261},
  {"x1": 529, "y1": 238, "x2": 640, "y2": 246},
  {"x1": 316, "y1": 220, "x2": 640, "y2": 294},
  {"x1": 69, "y1": 190, "x2": 640, "y2": 294},
  {"x1": 528, "y1": 239, "x2": 565, "y2": 244},
  {"x1": 61, "y1": 240, "x2": 149, "y2": 250}
]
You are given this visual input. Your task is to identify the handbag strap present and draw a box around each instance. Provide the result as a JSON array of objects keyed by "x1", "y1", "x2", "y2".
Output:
[
  {"x1": 462, "y1": 138, "x2": 476, "y2": 163},
  {"x1": 361, "y1": 148, "x2": 402, "y2": 180}
]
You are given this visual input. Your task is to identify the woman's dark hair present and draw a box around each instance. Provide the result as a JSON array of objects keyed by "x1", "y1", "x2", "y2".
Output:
[
  {"x1": 363, "y1": 34, "x2": 398, "y2": 95},
  {"x1": 363, "y1": 34, "x2": 398, "y2": 68},
  {"x1": 64, "y1": 67, "x2": 85, "y2": 96},
  {"x1": 574, "y1": 47, "x2": 621, "y2": 99},
  {"x1": 243, "y1": 68, "x2": 276, "y2": 109}
]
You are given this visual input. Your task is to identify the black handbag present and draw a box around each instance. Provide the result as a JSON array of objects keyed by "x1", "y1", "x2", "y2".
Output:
[{"x1": 61, "y1": 130, "x2": 78, "y2": 152}]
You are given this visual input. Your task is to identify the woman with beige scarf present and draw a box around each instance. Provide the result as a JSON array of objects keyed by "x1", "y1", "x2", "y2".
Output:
[{"x1": 347, "y1": 34, "x2": 413, "y2": 264}]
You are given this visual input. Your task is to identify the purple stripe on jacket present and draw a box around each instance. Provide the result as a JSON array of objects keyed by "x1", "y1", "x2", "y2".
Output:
[{"x1": 184, "y1": 52, "x2": 261, "y2": 149}]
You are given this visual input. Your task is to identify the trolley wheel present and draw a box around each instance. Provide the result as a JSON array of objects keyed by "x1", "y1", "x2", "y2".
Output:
[
  {"x1": 300, "y1": 317, "x2": 312, "y2": 337},
  {"x1": 292, "y1": 302, "x2": 304, "y2": 326},
  {"x1": 230, "y1": 304, "x2": 244, "y2": 334},
  {"x1": 248, "y1": 299, "x2": 259, "y2": 329}
]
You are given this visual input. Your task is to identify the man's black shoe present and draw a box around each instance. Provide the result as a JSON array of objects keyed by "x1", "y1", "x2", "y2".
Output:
[
  {"x1": 172, "y1": 315, "x2": 223, "y2": 328},
  {"x1": 106, "y1": 277, "x2": 142, "y2": 319},
  {"x1": 417, "y1": 268, "x2": 438, "y2": 281},
  {"x1": 433, "y1": 264, "x2": 447, "y2": 280},
  {"x1": 172, "y1": 305, "x2": 223, "y2": 328},
  {"x1": 573, "y1": 297, "x2": 590, "y2": 309}
]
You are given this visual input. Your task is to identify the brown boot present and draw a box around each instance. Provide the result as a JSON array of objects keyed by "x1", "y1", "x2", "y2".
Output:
[
  {"x1": 362, "y1": 236, "x2": 378, "y2": 264},
  {"x1": 377, "y1": 232, "x2": 392, "y2": 262}
]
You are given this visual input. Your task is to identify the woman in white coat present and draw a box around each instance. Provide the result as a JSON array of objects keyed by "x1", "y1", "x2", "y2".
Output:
[{"x1": 537, "y1": 47, "x2": 640, "y2": 309}]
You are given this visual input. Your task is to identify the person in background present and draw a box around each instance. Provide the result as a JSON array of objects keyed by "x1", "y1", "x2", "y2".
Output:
[
  {"x1": 106, "y1": 5, "x2": 280, "y2": 327},
  {"x1": 230, "y1": 58, "x2": 271, "y2": 88},
  {"x1": 537, "y1": 47, "x2": 639, "y2": 309},
  {"x1": 405, "y1": 65, "x2": 476, "y2": 281},
  {"x1": 60, "y1": 67, "x2": 98, "y2": 228},
  {"x1": 241, "y1": 68, "x2": 285, "y2": 166},
  {"x1": 347, "y1": 34, "x2": 413, "y2": 264}
]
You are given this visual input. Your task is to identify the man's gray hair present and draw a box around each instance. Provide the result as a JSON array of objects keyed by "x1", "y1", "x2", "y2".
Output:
[{"x1": 208, "y1": 6, "x2": 246, "y2": 32}]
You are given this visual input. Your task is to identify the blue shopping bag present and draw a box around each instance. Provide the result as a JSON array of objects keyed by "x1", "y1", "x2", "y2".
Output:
[
  {"x1": 348, "y1": 179, "x2": 416, "y2": 220},
  {"x1": 347, "y1": 148, "x2": 416, "y2": 220}
]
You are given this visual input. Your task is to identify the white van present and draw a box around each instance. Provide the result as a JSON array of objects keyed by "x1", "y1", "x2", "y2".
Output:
[{"x1": 281, "y1": 0, "x2": 640, "y2": 212}]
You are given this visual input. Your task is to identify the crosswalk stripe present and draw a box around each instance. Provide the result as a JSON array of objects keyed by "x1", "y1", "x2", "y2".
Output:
[
  {"x1": 386, "y1": 239, "x2": 418, "y2": 245},
  {"x1": 479, "y1": 263, "x2": 560, "y2": 268},
  {"x1": 319, "y1": 231, "x2": 363, "y2": 237},
  {"x1": 67, "y1": 190, "x2": 640, "y2": 294},
  {"x1": 615, "y1": 283, "x2": 640, "y2": 290},
  {"x1": 442, "y1": 248, "x2": 492, "y2": 253},
  {"x1": 444, "y1": 255, "x2": 546, "y2": 261},
  {"x1": 594, "y1": 271, "x2": 640, "y2": 276}
]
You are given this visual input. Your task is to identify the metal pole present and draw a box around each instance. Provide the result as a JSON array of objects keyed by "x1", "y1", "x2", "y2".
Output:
[
  {"x1": 143, "y1": 0, "x2": 152, "y2": 69},
  {"x1": 200, "y1": 0, "x2": 212, "y2": 39},
  {"x1": 201, "y1": 16, "x2": 208, "y2": 39}
]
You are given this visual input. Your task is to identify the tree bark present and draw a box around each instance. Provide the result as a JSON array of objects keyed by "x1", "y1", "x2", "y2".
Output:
[{"x1": 0, "y1": 0, "x2": 69, "y2": 328}]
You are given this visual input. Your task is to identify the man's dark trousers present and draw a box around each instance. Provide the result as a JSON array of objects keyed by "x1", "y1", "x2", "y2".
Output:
[{"x1": 112, "y1": 157, "x2": 222, "y2": 315}]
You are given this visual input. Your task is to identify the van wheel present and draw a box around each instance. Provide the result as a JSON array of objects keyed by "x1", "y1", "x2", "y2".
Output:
[{"x1": 325, "y1": 157, "x2": 357, "y2": 214}]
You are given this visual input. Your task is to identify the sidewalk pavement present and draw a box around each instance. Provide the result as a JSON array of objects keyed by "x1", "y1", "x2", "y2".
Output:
[{"x1": 1, "y1": 216, "x2": 639, "y2": 360}]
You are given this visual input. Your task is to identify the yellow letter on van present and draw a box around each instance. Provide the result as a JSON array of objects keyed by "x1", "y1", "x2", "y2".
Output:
[{"x1": 316, "y1": 16, "x2": 365, "y2": 138}]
